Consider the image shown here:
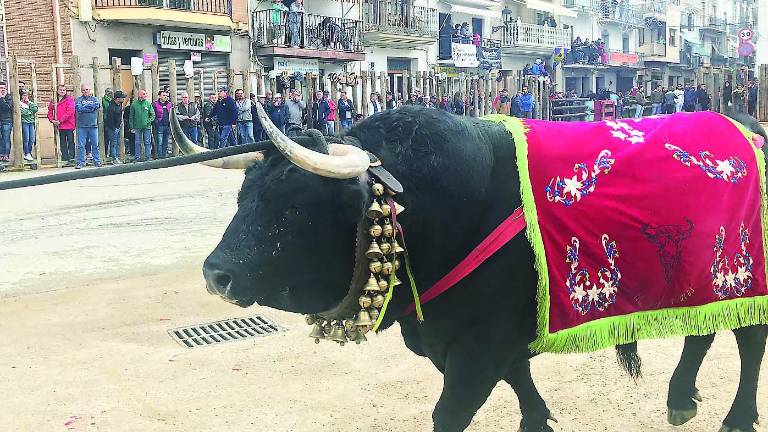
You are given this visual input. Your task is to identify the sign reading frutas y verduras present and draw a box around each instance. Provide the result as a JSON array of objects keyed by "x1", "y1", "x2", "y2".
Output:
[
  {"x1": 155, "y1": 31, "x2": 232, "y2": 53},
  {"x1": 451, "y1": 43, "x2": 479, "y2": 68}
]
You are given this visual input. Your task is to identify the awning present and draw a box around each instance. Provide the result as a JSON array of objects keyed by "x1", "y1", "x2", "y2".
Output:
[
  {"x1": 448, "y1": 4, "x2": 503, "y2": 18},
  {"x1": 525, "y1": 0, "x2": 577, "y2": 18}
]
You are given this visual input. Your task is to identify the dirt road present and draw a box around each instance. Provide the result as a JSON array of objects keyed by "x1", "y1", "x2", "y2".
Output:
[{"x1": 0, "y1": 164, "x2": 765, "y2": 431}]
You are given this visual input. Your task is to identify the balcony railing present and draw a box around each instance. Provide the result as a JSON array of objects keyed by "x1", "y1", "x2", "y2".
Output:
[
  {"x1": 636, "y1": 2, "x2": 666, "y2": 15},
  {"x1": 703, "y1": 16, "x2": 727, "y2": 31},
  {"x1": 638, "y1": 41, "x2": 666, "y2": 57},
  {"x1": 500, "y1": 22, "x2": 571, "y2": 49},
  {"x1": 564, "y1": 0, "x2": 642, "y2": 26},
  {"x1": 95, "y1": 0, "x2": 230, "y2": 15},
  {"x1": 252, "y1": 10, "x2": 364, "y2": 52},
  {"x1": 363, "y1": 0, "x2": 438, "y2": 37}
]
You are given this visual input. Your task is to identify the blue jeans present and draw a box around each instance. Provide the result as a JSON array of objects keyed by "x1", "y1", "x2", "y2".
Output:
[
  {"x1": 340, "y1": 119, "x2": 352, "y2": 131},
  {"x1": 134, "y1": 128, "x2": 152, "y2": 161},
  {"x1": 77, "y1": 127, "x2": 100, "y2": 165},
  {"x1": 22, "y1": 123, "x2": 35, "y2": 155},
  {"x1": 326, "y1": 121, "x2": 335, "y2": 135},
  {"x1": 220, "y1": 125, "x2": 236, "y2": 148},
  {"x1": 652, "y1": 103, "x2": 661, "y2": 115},
  {"x1": 155, "y1": 125, "x2": 170, "y2": 158},
  {"x1": 237, "y1": 122, "x2": 254, "y2": 145},
  {"x1": 205, "y1": 126, "x2": 220, "y2": 149},
  {"x1": 109, "y1": 127, "x2": 121, "y2": 159},
  {"x1": 182, "y1": 126, "x2": 199, "y2": 144},
  {"x1": 0, "y1": 122, "x2": 11, "y2": 156}
]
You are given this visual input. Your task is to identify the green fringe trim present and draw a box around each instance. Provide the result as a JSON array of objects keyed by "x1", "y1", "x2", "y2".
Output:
[{"x1": 483, "y1": 114, "x2": 768, "y2": 354}]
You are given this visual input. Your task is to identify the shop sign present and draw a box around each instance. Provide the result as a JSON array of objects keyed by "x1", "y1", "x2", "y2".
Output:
[
  {"x1": 273, "y1": 57, "x2": 319, "y2": 75},
  {"x1": 142, "y1": 53, "x2": 158, "y2": 65},
  {"x1": 434, "y1": 65, "x2": 460, "y2": 78},
  {"x1": 478, "y1": 46, "x2": 502, "y2": 70},
  {"x1": 155, "y1": 31, "x2": 232, "y2": 53},
  {"x1": 609, "y1": 51, "x2": 640, "y2": 66},
  {"x1": 451, "y1": 43, "x2": 479, "y2": 68}
]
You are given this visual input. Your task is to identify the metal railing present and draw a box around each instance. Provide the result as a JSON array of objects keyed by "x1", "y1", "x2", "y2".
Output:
[
  {"x1": 363, "y1": 0, "x2": 438, "y2": 37},
  {"x1": 704, "y1": 16, "x2": 727, "y2": 31},
  {"x1": 95, "y1": 0, "x2": 230, "y2": 15},
  {"x1": 636, "y1": 1, "x2": 666, "y2": 15},
  {"x1": 564, "y1": 0, "x2": 642, "y2": 26},
  {"x1": 252, "y1": 10, "x2": 364, "y2": 52},
  {"x1": 500, "y1": 22, "x2": 571, "y2": 49},
  {"x1": 638, "y1": 41, "x2": 666, "y2": 57}
]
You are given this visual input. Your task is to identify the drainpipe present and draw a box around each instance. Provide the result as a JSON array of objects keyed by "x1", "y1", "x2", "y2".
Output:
[{"x1": 52, "y1": 0, "x2": 64, "y2": 82}]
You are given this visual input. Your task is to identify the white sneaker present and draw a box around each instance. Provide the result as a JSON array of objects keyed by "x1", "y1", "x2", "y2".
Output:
[
  {"x1": 23, "y1": 153, "x2": 33, "y2": 161},
  {"x1": 112, "y1": 157, "x2": 122, "y2": 164}
]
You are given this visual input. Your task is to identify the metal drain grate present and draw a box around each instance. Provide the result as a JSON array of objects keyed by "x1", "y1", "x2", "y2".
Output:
[{"x1": 168, "y1": 315, "x2": 282, "y2": 348}]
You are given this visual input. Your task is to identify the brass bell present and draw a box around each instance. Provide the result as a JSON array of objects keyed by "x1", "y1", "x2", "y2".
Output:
[
  {"x1": 359, "y1": 294, "x2": 372, "y2": 308},
  {"x1": 369, "y1": 224, "x2": 383, "y2": 238},
  {"x1": 309, "y1": 323, "x2": 326, "y2": 342},
  {"x1": 354, "y1": 309, "x2": 373, "y2": 327},
  {"x1": 381, "y1": 261, "x2": 393, "y2": 275},
  {"x1": 365, "y1": 241, "x2": 383, "y2": 259},
  {"x1": 393, "y1": 201, "x2": 405, "y2": 215},
  {"x1": 305, "y1": 315, "x2": 317, "y2": 326},
  {"x1": 369, "y1": 260, "x2": 382, "y2": 274},
  {"x1": 366, "y1": 201, "x2": 383, "y2": 219},
  {"x1": 344, "y1": 320, "x2": 356, "y2": 332},
  {"x1": 323, "y1": 322, "x2": 332, "y2": 334},
  {"x1": 358, "y1": 324, "x2": 371, "y2": 335},
  {"x1": 393, "y1": 259, "x2": 401, "y2": 271},
  {"x1": 392, "y1": 239, "x2": 405, "y2": 255},
  {"x1": 364, "y1": 275, "x2": 380, "y2": 292},
  {"x1": 380, "y1": 203, "x2": 392, "y2": 217},
  {"x1": 354, "y1": 332, "x2": 368, "y2": 344},
  {"x1": 383, "y1": 223, "x2": 394, "y2": 238},
  {"x1": 391, "y1": 274, "x2": 402, "y2": 286},
  {"x1": 328, "y1": 323, "x2": 348, "y2": 344},
  {"x1": 378, "y1": 278, "x2": 389, "y2": 291},
  {"x1": 346, "y1": 328, "x2": 358, "y2": 341},
  {"x1": 379, "y1": 242, "x2": 392, "y2": 255},
  {"x1": 369, "y1": 308, "x2": 380, "y2": 322},
  {"x1": 371, "y1": 183, "x2": 384, "y2": 196},
  {"x1": 372, "y1": 294, "x2": 385, "y2": 308}
]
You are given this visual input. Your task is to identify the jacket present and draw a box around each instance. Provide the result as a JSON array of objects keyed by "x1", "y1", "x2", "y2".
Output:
[
  {"x1": 673, "y1": 89, "x2": 684, "y2": 104},
  {"x1": 211, "y1": 96, "x2": 238, "y2": 126},
  {"x1": 683, "y1": 89, "x2": 697, "y2": 107},
  {"x1": 176, "y1": 102, "x2": 200, "y2": 128},
  {"x1": 102, "y1": 95, "x2": 113, "y2": 119},
  {"x1": 326, "y1": 98, "x2": 336, "y2": 121},
  {"x1": 269, "y1": 103, "x2": 289, "y2": 130},
  {"x1": 311, "y1": 100, "x2": 330, "y2": 127},
  {"x1": 285, "y1": 98, "x2": 306, "y2": 126},
  {"x1": 20, "y1": 101, "x2": 38, "y2": 123},
  {"x1": 129, "y1": 98, "x2": 156, "y2": 130},
  {"x1": 0, "y1": 93, "x2": 13, "y2": 123},
  {"x1": 649, "y1": 91, "x2": 663, "y2": 104},
  {"x1": 104, "y1": 101, "x2": 123, "y2": 130},
  {"x1": 366, "y1": 100, "x2": 382, "y2": 115},
  {"x1": 75, "y1": 95, "x2": 101, "y2": 128},
  {"x1": 518, "y1": 93, "x2": 534, "y2": 112},
  {"x1": 236, "y1": 99, "x2": 252, "y2": 122},
  {"x1": 203, "y1": 101, "x2": 217, "y2": 127},
  {"x1": 47, "y1": 95, "x2": 75, "y2": 130},
  {"x1": 493, "y1": 95, "x2": 511, "y2": 115},
  {"x1": 696, "y1": 89, "x2": 711, "y2": 106},
  {"x1": 153, "y1": 100, "x2": 173, "y2": 126},
  {"x1": 337, "y1": 98, "x2": 354, "y2": 120}
]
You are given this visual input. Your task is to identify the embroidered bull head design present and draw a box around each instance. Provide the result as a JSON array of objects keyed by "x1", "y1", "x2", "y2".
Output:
[{"x1": 641, "y1": 218, "x2": 694, "y2": 286}]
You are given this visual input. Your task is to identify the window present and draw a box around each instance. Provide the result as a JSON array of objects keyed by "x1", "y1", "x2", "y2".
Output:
[
  {"x1": 669, "y1": 28, "x2": 677, "y2": 46},
  {"x1": 638, "y1": 28, "x2": 645, "y2": 46},
  {"x1": 687, "y1": 13, "x2": 694, "y2": 30},
  {"x1": 622, "y1": 35, "x2": 630, "y2": 53}
]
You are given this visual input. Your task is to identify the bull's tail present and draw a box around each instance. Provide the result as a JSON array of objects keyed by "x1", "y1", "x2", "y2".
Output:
[{"x1": 616, "y1": 342, "x2": 642, "y2": 381}]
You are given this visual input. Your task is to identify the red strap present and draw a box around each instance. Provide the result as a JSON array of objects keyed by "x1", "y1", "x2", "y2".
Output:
[{"x1": 405, "y1": 206, "x2": 527, "y2": 315}]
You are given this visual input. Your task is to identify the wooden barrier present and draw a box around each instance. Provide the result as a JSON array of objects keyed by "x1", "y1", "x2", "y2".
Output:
[{"x1": 759, "y1": 64, "x2": 767, "y2": 122}]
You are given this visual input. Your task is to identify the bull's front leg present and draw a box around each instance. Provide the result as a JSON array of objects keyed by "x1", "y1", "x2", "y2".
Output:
[
  {"x1": 432, "y1": 338, "x2": 527, "y2": 432},
  {"x1": 505, "y1": 358, "x2": 555, "y2": 432}
]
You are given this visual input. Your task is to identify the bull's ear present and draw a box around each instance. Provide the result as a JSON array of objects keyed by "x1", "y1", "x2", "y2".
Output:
[{"x1": 336, "y1": 181, "x2": 368, "y2": 222}]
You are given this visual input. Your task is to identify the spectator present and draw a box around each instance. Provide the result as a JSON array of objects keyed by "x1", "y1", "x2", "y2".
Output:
[
  {"x1": 672, "y1": 84, "x2": 684, "y2": 113},
  {"x1": 405, "y1": 93, "x2": 419, "y2": 106},
  {"x1": 696, "y1": 84, "x2": 711, "y2": 111},
  {"x1": 19, "y1": 90, "x2": 37, "y2": 161},
  {"x1": 269, "y1": 93, "x2": 289, "y2": 133},
  {"x1": 732, "y1": 85, "x2": 745, "y2": 114},
  {"x1": 634, "y1": 90, "x2": 646, "y2": 118},
  {"x1": 202, "y1": 93, "x2": 220, "y2": 149},
  {"x1": 518, "y1": 85, "x2": 534, "y2": 118},
  {"x1": 511, "y1": 91, "x2": 522, "y2": 117},
  {"x1": 650, "y1": 85, "x2": 663, "y2": 115},
  {"x1": 722, "y1": 80, "x2": 732, "y2": 109},
  {"x1": 683, "y1": 85, "x2": 697, "y2": 112},
  {"x1": 531, "y1": 59, "x2": 544, "y2": 76},
  {"x1": 311, "y1": 90, "x2": 330, "y2": 132},
  {"x1": 452, "y1": 92, "x2": 465, "y2": 115},
  {"x1": 367, "y1": 92, "x2": 381, "y2": 115},
  {"x1": 129, "y1": 89, "x2": 155, "y2": 162},
  {"x1": 663, "y1": 87, "x2": 676, "y2": 114},
  {"x1": 324, "y1": 90, "x2": 336, "y2": 135},
  {"x1": 285, "y1": 89, "x2": 306, "y2": 137},
  {"x1": 337, "y1": 91, "x2": 354, "y2": 131},
  {"x1": 153, "y1": 91, "x2": 173, "y2": 159},
  {"x1": 18, "y1": 80, "x2": 26, "y2": 94},
  {"x1": 384, "y1": 91, "x2": 396, "y2": 110},
  {"x1": 427, "y1": 95, "x2": 437, "y2": 108},
  {"x1": 354, "y1": 113, "x2": 364, "y2": 124},
  {"x1": 288, "y1": 0, "x2": 305, "y2": 47},
  {"x1": 438, "y1": 95, "x2": 451, "y2": 111},
  {"x1": 47, "y1": 84, "x2": 76, "y2": 163},
  {"x1": 74, "y1": 83, "x2": 101, "y2": 169},
  {"x1": 747, "y1": 81, "x2": 758, "y2": 117},
  {"x1": 250, "y1": 93, "x2": 264, "y2": 142},
  {"x1": 234, "y1": 89, "x2": 254, "y2": 145},
  {"x1": 104, "y1": 90, "x2": 125, "y2": 164},
  {"x1": 211, "y1": 87, "x2": 238, "y2": 147},
  {"x1": 493, "y1": 88, "x2": 512, "y2": 115},
  {"x1": 102, "y1": 88, "x2": 113, "y2": 152},
  {"x1": 194, "y1": 91, "x2": 204, "y2": 143},
  {"x1": 472, "y1": 33, "x2": 481, "y2": 46},
  {"x1": 0, "y1": 82, "x2": 11, "y2": 162},
  {"x1": 176, "y1": 90, "x2": 201, "y2": 145}
]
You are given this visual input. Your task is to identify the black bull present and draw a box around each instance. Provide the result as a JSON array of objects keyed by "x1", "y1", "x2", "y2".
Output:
[{"x1": 202, "y1": 106, "x2": 768, "y2": 432}]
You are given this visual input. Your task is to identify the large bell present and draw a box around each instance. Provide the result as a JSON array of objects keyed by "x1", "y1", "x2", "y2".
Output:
[
  {"x1": 379, "y1": 242, "x2": 392, "y2": 255},
  {"x1": 328, "y1": 323, "x2": 348, "y2": 344},
  {"x1": 354, "y1": 309, "x2": 373, "y2": 327},
  {"x1": 366, "y1": 201, "x2": 384, "y2": 219},
  {"x1": 359, "y1": 294, "x2": 372, "y2": 308},
  {"x1": 371, "y1": 183, "x2": 385, "y2": 196},
  {"x1": 380, "y1": 203, "x2": 391, "y2": 217},
  {"x1": 383, "y1": 223, "x2": 394, "y2": 238},
  {"x1": 365, "y1": 241, "x2": 383, "y2": 259},
  {"x1": 369, "y1": 260, "x2": 382, "y2": 274},
  {"x1": 372, "y1": 294, "x2": 385, "y2": 308},
  {"x1": 369, "y1": 224, "x2": 383, "y2": 238},
  {"x1": 391, "y1": 239, "x2": 405, "y2": 255},
  {"x1": 364, "y1": 275, "x2": 380, "y2": 292},
  {"x1": 309, "y1": 323, "x2": 326, "y2": 343}
]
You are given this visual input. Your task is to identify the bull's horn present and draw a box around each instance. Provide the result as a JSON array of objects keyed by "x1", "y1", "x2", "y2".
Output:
[
  {"x1": 170, "y1": 106, "x2": 263, "y2": 169},
  {"x1": 254, "y1": 102, "x2": 369, "y2": 179}
]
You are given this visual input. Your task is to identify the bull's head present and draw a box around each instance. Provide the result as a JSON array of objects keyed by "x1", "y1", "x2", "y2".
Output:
[{"x1": 170, "y1": 104, "x2": 371, "y2": 316}]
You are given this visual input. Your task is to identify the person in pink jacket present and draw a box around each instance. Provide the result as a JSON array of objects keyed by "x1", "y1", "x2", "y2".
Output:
[{"x1": 47, "y1": 84, "x2": 76, "y2": 163}]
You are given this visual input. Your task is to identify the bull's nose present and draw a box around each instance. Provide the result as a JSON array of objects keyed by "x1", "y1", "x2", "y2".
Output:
[{"x1": 203, "y1": 262, "x2": 233, "y2": 297}]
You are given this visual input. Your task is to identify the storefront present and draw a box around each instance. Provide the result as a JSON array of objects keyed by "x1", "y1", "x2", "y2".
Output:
[{"x1": 156, "y1": 30, "x2": 232, "y2": 98}]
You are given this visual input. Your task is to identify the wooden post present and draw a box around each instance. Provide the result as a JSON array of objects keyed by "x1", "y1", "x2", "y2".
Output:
[
  {"x1": 7, "y1": 56, "x2": 23, "y2": 167},
  {"x1": 70, "y1": 55, "x2": 82, "y2": 163},
  {"x1": 111, "y1": 58, "x2": 125, "y2": 161},
  {"x1": 92, "y1": 57, "x2": 105, "y2": 163},
  {"x1": 30, "y1": 63, "x2": 40, "y2": 167},
  {"x1": 361, "y1": 71, "x2": 369, "y2": 117},
  {"x1": 351, "y1": 75, "x2": 360, "y2": 120},
  {"x1": 151, "y1": 61, "x2": 160, "y2": 102},
  {"x1": 759, "y1": 64, "x2": 768, "y2": 122},
  {"x1": 50, "y1": 67, "x2": 61, "y2": 166},
  {"x1": 227, "y1": 69, "x2": 236, "y2": 95},
  {"x1": 379, "y1": 71, "x2": 386, "y2": 100},
  {"x1": 242, "y1": 70, "x2": 251, "y2": 96},
  {"x1": 167, "y1": 60, "x2": 179, "y2": 156},
  {"x1": 330, "y1": 79, "x2": 339, "y2": 132}
]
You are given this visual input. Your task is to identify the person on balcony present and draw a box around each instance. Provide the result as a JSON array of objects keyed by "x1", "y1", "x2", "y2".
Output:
[
  {"x1": 472, "y1": 33, "x2": 481, "y2": 46},
  {"x1": 271, "y1": 0, "x2": 287, "y2": 44},
  {"x1": 288, "y1": 0, "x2": 305, "y2": 47},
  {"x1": 460, "y1": 22, "x2": 471, "y2": 43}
]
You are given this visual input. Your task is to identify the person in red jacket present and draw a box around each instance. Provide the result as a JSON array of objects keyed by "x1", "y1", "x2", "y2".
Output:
[{"x1": 47, "y1": 84, "x2": 76, "y2": 163}]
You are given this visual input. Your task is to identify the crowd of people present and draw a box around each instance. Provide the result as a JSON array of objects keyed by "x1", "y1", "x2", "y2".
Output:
[
  {"x1": 0, "y1": 81, "x2": 39, "y2": 163},
  {"x1": 569, "y1": 37, "x2": 608, "y2": 65}
]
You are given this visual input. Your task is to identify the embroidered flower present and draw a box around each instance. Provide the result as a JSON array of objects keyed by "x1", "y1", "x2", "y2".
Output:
[
  {"x1": 545, "y1": 150, "x2": 615, "y2": 207},
  {"x1": 711, "y1": 223, "x2": 753, "y2": 299},
  {"x1": 666, "y1": 144, "x2": 747, "y2": 183},
  {"x1": 566, "y1": 234, "x2": 621, "y2": 315}
]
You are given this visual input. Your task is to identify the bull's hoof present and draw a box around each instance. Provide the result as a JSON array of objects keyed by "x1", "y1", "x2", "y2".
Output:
[
  {"x1": 718, "y1": 426, "x2": 756, "y2": 432},
  {"x1": 517, "y1": 412, "x2": 557, "y2": 432},
  {"x1": 668, "y1": 406, "x2": 698, "y2": 426},
  {"x1": 517, "y1": 426, "x2": 554, "y2": 432}
]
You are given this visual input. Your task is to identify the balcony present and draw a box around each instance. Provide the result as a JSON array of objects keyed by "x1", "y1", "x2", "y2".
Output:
[
  {"x1": 636, "y1": 1, "x2": 666, "y2": 17},
  {"x1": 93, "y1": 0, "x2": 232, "y2": 29},
  {"x1": 500, "y1": 22, "x2": 572, "y2": 55},
  {"x1": 701, "y1": 16, "x2": 727, "y2": 33},
  {"x1": 363, "y1": 0, "x2": 438, "y2": 48},
  {"x1": 638, "y1": 41, "x2": 667, "y2": 58},
  {"x1": 563, "y1": 0, "x2": 643, "y2": 27},
  {"x1": 251, "y1": 11, "x2": 365, "y2": 61}
]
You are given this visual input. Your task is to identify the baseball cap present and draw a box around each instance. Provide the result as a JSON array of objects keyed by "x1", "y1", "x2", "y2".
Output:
[
  {"x1": 194, "y1": 91, "x2": 200, "y2": 97},
  {"x1": 114, "y1": 90, "x2": 126, "y2": 98}
]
